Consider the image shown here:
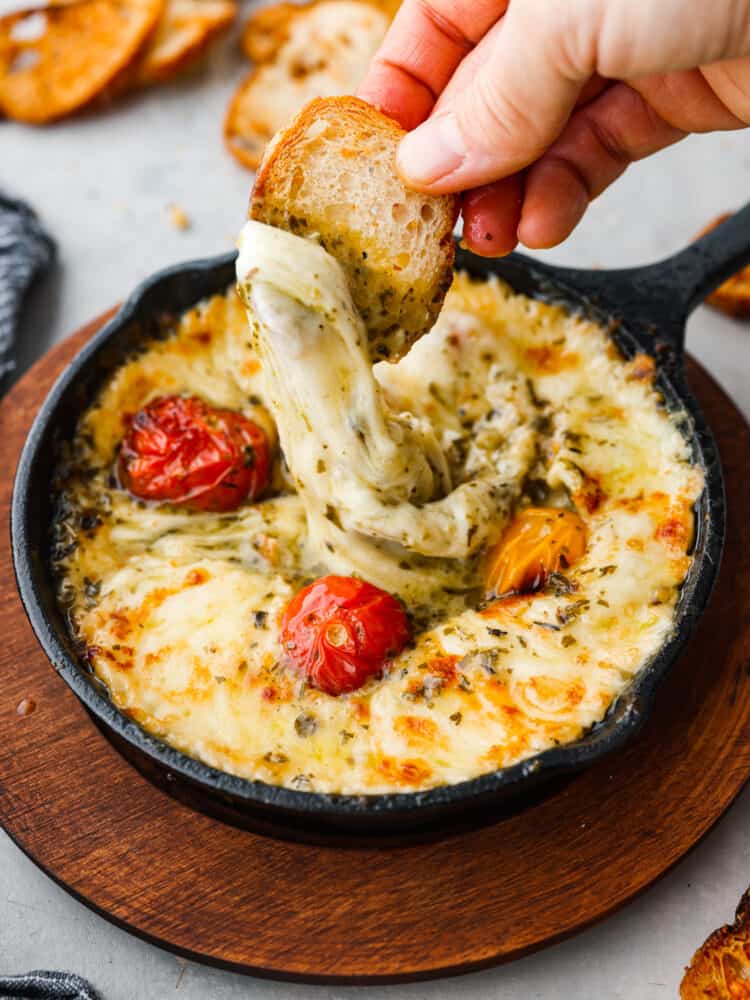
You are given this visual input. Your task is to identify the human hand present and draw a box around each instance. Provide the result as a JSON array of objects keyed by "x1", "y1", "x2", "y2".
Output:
[{"x1": 358, "y1": 0, "x2": 750, "y2": 255}]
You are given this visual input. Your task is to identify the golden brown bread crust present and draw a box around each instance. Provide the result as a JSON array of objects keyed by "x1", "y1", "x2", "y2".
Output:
[
  {"x1": 681, "y1": 889, "x2": 750, "y2": 997},
  {"x1": 240, "y1": 1, "x2": 298, "y2": 63},
  {"x1": 226, "y1": 1, "x2": 390, "y2": 171},
  {"x1": 249, "y1": 95, "x2": 459, "y2": 360},
  {"x1": 102, "y1": 0, "x2": 235, "y2": 99},
  {"x1": 250, "y1": 94, "x2": 406, "y2": 199},
  {"x1": 223, "y1": 66, "x2": 269, "y2": 169},
  {"x1": 696, "y1": 214, "x2": 750, "y2": 319},
  {"x1": 133, "y1": 0, "x2": 236, "y2": 86},
  {"x1": 240, "y1": 0, "x2": 400, "y2": 64}
]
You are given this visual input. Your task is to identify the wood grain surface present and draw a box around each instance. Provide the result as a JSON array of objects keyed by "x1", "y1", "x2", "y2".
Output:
[{"x1": 1, "y1": 316, "x2": 750, "y2": 984}]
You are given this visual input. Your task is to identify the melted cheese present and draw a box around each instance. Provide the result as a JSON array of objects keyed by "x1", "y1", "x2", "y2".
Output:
[
  {"x1": 53, "y1": 256, "x2": 703, "y2": 795},
  {"x1": 236, "y1": 222, "x2": 537, "y2": 600}
]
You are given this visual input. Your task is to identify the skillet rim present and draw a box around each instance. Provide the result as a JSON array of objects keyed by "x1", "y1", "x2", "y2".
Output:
[{"x1": 10, "y1": 248, "x2": 726, "y2": 823}]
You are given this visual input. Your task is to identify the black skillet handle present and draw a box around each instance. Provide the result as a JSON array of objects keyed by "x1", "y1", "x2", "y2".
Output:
[
  {"x1": 512, "y1": 201, "x2": 750, "y2": 354},
  {"x1": 647, "y1": 201, "x2": 750, "y2": 318}
]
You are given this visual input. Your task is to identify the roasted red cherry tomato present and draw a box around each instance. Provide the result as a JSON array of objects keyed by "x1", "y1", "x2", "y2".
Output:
[
  {"x1": 280, "y1": 575, "x2": 410, "y2": 696},
  {"x1": 119, "y1": 395, "x2": 269, "y2": 512}
]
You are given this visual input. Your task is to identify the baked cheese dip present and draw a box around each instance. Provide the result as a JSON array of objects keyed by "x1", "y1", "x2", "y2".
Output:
[{"x1": 52, "y1": 226, "x2": 703, "y2": 795}]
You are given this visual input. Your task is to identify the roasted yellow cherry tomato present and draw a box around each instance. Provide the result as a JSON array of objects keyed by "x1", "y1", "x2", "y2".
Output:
[{"x1": 485, "y1": 507, "x2": 588, "y2": 598}]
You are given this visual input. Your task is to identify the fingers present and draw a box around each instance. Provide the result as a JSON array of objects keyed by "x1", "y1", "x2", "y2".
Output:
[
  {"x1": 394, "y1": 0, "x2": 750, "y2": 196},
  {"x1": 396, "y1": 2, "x2": 588, "y2": 193},
  {"x1": 700, "y1": 58, "x2": 750, "y2": 125},
  {"x1": 464, "y1": 59, "x2": 750, "y2": 252},
  {"x1": 629, "y1": 69, "x2": 747, "y2": 133},
  {"x1": 516, "y1": 60, "x2": 750, "y2": 249},
  {"x1": 518, "y1": 163, "x2": 591, "y2": 250},
  {"x1": 592, "y1": 0, "x2": 750, "y2": 77},
  {"x1": 368, "y1": 0, "x2": 750, "y2": 253},
  {"x1": 518, "y1": 84, "x2": 686, "y2": 248},
  {"x1": 359, "y1": 60, "x2": 435, "y2": 131},
  {"x1": 457, "y1": 73, "x2": 611, "y2": 254},
  {"x1": 461, "y1": 175, "x2": 524, "y2": 256},
  {"x1": 358, "y1": 0, "x2": 507, "y2": 130}
]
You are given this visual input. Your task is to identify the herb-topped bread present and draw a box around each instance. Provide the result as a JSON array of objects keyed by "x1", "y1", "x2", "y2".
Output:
[{"x1": 249, "y1": 96, "x2": 459, "y2": 360}]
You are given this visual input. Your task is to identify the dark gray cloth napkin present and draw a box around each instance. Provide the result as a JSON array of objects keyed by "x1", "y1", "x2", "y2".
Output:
[
  {"x1": 0, "y1": 971, "x2": 100, "y2": 1000},
  {"x1": 0, "y1": 196, "x2": 98, "y2": 1000},
  {"x1": 0, "y1": 191, "x2": 56, "y2": 393}
]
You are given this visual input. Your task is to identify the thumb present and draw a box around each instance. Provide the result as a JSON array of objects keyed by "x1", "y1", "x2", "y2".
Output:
[{"x1": 396, "y1": 0, "x2": 589, "y2": 193}]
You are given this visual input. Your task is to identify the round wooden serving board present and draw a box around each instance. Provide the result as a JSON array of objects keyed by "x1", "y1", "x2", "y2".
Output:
[{"x1": 2, "y1": 315, "x2": 750, "y2": 984}]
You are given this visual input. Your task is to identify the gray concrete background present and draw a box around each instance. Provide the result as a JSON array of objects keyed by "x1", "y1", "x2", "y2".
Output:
[{"x1": 2, "y1": 6, "x2": 750, "y2": 997}]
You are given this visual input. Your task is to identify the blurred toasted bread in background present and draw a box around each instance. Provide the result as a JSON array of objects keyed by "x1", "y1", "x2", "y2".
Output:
[
  {"x1": 696, "y1": 213, "x2": 750, "y2": 319},
  {"x1": 226, "y1": 0, "x2": 396, "y2": 170}
]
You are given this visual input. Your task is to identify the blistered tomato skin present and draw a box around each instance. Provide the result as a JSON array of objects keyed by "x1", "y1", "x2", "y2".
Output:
[
  {"x1": 485, "y1": 507, "x2": 587, "y2": 598},
  {"x1": 280, "y1": 575, "x2": 411, "y2": 696},
  {"x1": 118, "y1": 395, "x2": 270, "y2": 512}
]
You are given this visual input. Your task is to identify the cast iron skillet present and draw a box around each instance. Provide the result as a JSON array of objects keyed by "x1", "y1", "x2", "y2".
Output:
[{"x1": 11, "y1": 203, "x2": 750, "y2": 842}]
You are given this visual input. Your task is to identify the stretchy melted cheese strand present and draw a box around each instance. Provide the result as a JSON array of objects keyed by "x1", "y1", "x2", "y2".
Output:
[{"x1": 236, "y1": 221, "x2": 535, "y2": 588}]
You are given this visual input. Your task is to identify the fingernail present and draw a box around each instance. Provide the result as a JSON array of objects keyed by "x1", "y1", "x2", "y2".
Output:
[{"x1": 397, "y1": 112, "x2": 466, "y2": 187}]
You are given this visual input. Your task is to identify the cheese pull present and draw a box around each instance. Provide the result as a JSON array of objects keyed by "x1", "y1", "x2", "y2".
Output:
[
  {"x1": 237, "y1": 221, "x2": 537, "y2": 592},
  {"x1": 237, "y1": 220, "x2": 449, "y2": 511}
]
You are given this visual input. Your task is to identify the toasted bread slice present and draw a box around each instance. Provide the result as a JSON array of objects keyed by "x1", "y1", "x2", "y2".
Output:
[
  {"x1": 368, "y1": 0, "x2": 402, "y2": 19},
  {"x1": 249, "y1": 96, "x2": 458, "y2": 360},
  {"x1": 240, "y1": 1, "x2": 298, "y2": 64},
  {"x1": 240, "y1": 0, "x2": 400, "y2": 64},
  {"x1": 225, "y1": 1, "x2": 388, "y2": 171},
  {"x1": 709, "y1": 269, "x2": 750, "y2": 319},
  {"x1": 0, "y1": 0, "x2": 163, "y2": 124},
  {"x1": 696, "y1": 213, "x2": 750, "y2": 319},
  {"x1": 681, "y1": 889, "x2": 750, "y2": 998},
  {"x1": 132, "y1": 0, "x2": 236, "y2": 86}
]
